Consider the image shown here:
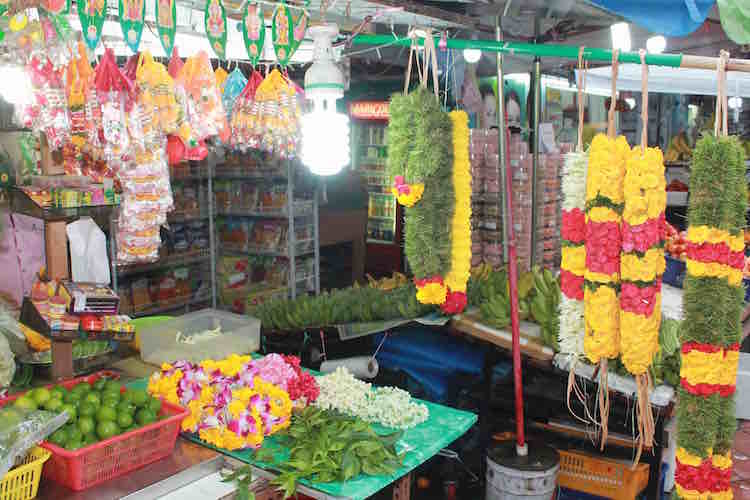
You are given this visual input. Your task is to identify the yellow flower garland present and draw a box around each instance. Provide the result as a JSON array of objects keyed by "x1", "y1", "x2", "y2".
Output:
[
  {"x1": 681, "y1": 348, "x2": 740, "y2": 387},
  {"x1": 620, "y1": 248, "x2": 666, "y2": 283},
  {"x1": 619, "y1": 294, "x2": 662, "y2": 374},
  {"x1": 687, "y1": 226, "x2": 744, "y2": 252},
  {"x1": 587, "y1": 206, "x2": 620, "y2": 224},
  {"x1": 583, "y1": 284, "x2": 620, "y2": 362},
  {"x1": 685, "y1": 260, "x2": 743, "y2": 286},
  {"x1": 392, "y1": 184, "x2": 425, "y2": 207},
  {"x1": 622, "y1": 146, "x2": 667, "y2": 226},
  {"x1": 586, "y1": 134, "x2": 630, "y2": 205},
  {"x1": 445, "y1": 111, "x2": 472, "y2": 294},
  {"x1": 561, "y1": 246, "x2": 586, "y2": 276},
  {"x1": 416, "y1": 282, "x2": 448, "y2": 305}
]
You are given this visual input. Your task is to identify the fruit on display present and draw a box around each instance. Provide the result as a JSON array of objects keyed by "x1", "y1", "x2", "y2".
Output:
[
  {"x1": 249, "y1": 283, "x2": 433, "y2": 331},
  {"x1": 665, "y1": 222, "x2": 687, "y2": 261},
  {"x1": 19, "y1": 323, "x2": 51, "y2": 352},
  {"x1": 12, "y1": 378, "x2": 160, "y2": 451},
  {"x1": 366, "y1": 272, "x2": 409, "y2": 291},
  {"x1": 664, "y1": 131, "x2": 692, "y2": 163},
  {"x1": 25, "y1": 340, "x2": 111, "y2": 363},
  {"x1": 470, "y1": 264, "x2": 561, "y2": 349}
]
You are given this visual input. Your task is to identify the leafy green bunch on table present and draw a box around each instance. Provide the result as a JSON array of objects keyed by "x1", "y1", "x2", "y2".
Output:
[{"x1": 225, "y1": 407, "x2": 404, "y2": 499}]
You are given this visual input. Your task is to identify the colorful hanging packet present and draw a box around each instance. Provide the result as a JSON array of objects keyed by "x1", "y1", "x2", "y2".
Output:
[
  {"x1": 26, "y1": 53, "x2": 70, "y2": 150},
  {"x1": 94, "y1": 48, "x2": 133, "y2": 165},
  {"x1": 230, "y1": 69, "x2": 262, "y2": 149},
  {"x1": 222, "y1": 67, "x2": 247, "y2": 122},
  {"x1": 177, "y1": 51, "x2": 229, "y2": 142}
]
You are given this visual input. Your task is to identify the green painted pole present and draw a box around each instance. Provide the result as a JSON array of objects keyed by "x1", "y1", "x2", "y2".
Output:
[{"x1": 351, "y1": 33, "x2": 683, "y2": 68}]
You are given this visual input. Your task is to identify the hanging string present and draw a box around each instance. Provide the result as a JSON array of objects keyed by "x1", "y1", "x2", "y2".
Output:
[
  {"x1": 639, "y1": 49, "x2": 649, "y2": 153},
  {"x1": 576, "y1": 46, "x2": 586, "y2": 153},
  {"x1": 403, "y1": 31, "x2": 417, "y2": 95},
  {"x1": 607, "y1": 48, "x2": 620, "y2": 138},
  {"x1": 714, "y1": 49, "x2": 730, "y2": 138}
]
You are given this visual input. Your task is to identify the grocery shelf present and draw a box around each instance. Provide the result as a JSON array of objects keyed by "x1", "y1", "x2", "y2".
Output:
[
  {"x1": 10, "y1": 188, "x2": 118, "y2": 222},
  {"x1": 125, "y1": 290, "x2": 212, "y2": 318},
  {"x1": 217, "y1": 200, "x2": 314, "y2": 218},
  {"x1": 168, "y1": 213, "x2": 212, "y2": 224},
  {"x1": 116, "y1": 251, "x2": 211, "y2": 277},
  {"x1": 221, "y1": 242, "x2": 316, "y2": 258}
]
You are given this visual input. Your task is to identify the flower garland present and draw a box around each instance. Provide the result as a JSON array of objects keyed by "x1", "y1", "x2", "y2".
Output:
[
  {"x1": 387, "y1": 88, "x2": 474, "y2": 312},
  {"x1": 618, "y1": 143, "x2": 667, "y2": 459},
  {"x1": 148, "y1": 353, "x2": 317, "y2": 451},
  {"x1": 675, "y1": 134, "x2": 746, "y2": 500},
  {"x1": 442, "y1": 110, "x2": 472, "y2": 314},
  {"x1": 558, "y1": 151, "x2": 587, "y2": 360},
  {"x1": 583, "y1": 132, "x2": 629, "y2": 446}
]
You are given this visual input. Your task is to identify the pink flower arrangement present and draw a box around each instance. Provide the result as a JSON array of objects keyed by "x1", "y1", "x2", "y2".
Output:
[
  {"x1": 620, "y1": 280, "x2": 662, "y2": 316},
  {"x1": 585, "y1": 220, "x2": 621, "y2": 276},
  {"x1": 562, "y1": 209, "x2": 586, "y2": 244},
  {"x1": 622, "y1": 213, "x2": 665, "y2": 253},
  {"x1": 560, "y1": 269, "x2": 584, "y2": 300}
]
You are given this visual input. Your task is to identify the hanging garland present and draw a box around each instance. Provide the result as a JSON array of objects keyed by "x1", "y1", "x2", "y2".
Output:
[
  {"x1": 675, "y1": 51, "x2": 746, "y2": 500},
  {"x1": 618, "y1": 50, "x2": 667, "y2": 460},
  {"x1": 387, "y1": 87, "x2": 453, "y2": 306}
]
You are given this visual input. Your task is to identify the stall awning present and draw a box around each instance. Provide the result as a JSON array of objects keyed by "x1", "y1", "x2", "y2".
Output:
[
  {"x1": 577, "y1": 63, "x2": 750, "y2": 97},
  {"x1": 586, "y1": 0, "x2": 716, "y2": 36}
]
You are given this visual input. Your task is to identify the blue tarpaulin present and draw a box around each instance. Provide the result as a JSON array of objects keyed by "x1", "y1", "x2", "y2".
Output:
[{"x1": 588, "y1": 0, "x2": 716, "y2": 37}]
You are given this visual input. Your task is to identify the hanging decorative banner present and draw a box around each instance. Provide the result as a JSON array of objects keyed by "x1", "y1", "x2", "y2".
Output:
[
  {"x1": 204, "y1": 0, "x2": 227, "y2": 59},
  {"x1": 271, "y1": 2, "x2": 293, "y2": 66},
  {"x1": 155, "y1": 0, "x2": 176, "y2": 55},
  {"x1": 242, "y1": 0, "x2": 265, "y2": 66},
  {"x1": 290, "y1": 9, "x2": 308, "y2": 54},
  {"x1": 42, "y1": 0, "x2": 69, "y2": 16},
  {"x1": 118, "y1": 0, "x2": 145, "y2": 53},
  {"x1": 78, "y1": 0, "x2": 106, "y2": 50}
]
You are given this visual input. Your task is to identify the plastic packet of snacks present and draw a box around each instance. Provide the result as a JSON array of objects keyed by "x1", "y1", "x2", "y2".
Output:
[{"x1": 177, "y1": 51, "x2": 229, "y2": 143}]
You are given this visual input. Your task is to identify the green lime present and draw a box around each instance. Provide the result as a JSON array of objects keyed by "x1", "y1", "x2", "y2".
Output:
[
  {"x1": 50, "y1": 386, "x2": 66, "y2": 400},
  {"x1": 82, "y1": 433, "x2": 97, "y2": 447},
  {"x1": 44, "y1": 398, "x2": 63, "y2": 412},
  {"x1": 84, "y1": 392, "x2": 101, "y2": 408},
  {"x1": 65, "y1": 438, "x2": 82, "y2": 450},
  {"x1": 49, "y1": 428, "x2": 69, "y2": 446},
  {"x1": 147, "y1": 397, "x2": 162, "y2": 414},
  {"x1": 30, "y1": 388, "x2": 51, "y2": 406},
  {"x1": 66, "y1": 425, "x2": 83, "y2": 443},
  {"x1": 130, "y1": 390, "x2": 149, "y2": 407},
  {"x1": 104, "y1": 381, "x2": 122, "y2": 393},
  {"x1": 92, "y1": 379, "x2": 107, "y2": 391},
  {"x1": 77, "y1": 416, "x2": 95, "y2": 435},
  {"x1": 71, "y1": 383, "x2": 91, "y2": 395},
  {"x1": 96, "y1": 406, "x2": 117, "y2": 422},
  {"x1": 117, "y1": 401, "x2": 136, "y2": 415},
  {"x1": 0, "y1": 408, "x2": 22, "y2": 428},
  {"x1": 116, "y1": 412, "x2": 133, "y2": 429},
  {"x1": 63, "y1": 391, "x2": 81, "y2": 404},
  {"x1": 121, "y1": 390, "x2": 135, "y2": 404},
  {"x1": 14, "y1": 396, "x2": 37, "y2": 411},
  {"x1": 78, "y1": 401, "x2": 96, "y2": 418},
  {"x1": 60, "y1": 403, "x2": 77, "y2": 421},
  {"x1": 102, "y1": 398, "x2": 119, "y2": 409},
  {"x1": 135, "y1": 408, "x2": 156, "y2": 426},
  {"x1": 96, "y1": 420, "x2": 119, "y2": 440}
]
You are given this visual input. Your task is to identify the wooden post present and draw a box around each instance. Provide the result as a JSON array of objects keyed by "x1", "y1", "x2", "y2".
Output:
[{"x1": 45, "y1": 219, "x2": 73, "y2": 380}]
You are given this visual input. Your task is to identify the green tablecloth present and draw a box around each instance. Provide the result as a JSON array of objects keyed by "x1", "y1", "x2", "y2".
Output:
[{"x1": 128, "y1": 379, "x2": 476, "y2": 500}]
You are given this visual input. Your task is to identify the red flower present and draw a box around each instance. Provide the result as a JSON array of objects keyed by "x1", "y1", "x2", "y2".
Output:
[
  {"x1": 560, "y1": 269, "x2": 584, "y2": 300},
  {"x1": 686, "y1": 241, "x2": 745, "y2": 269},
  {"x1": 620, "y1": 280, "x2": 661, "y2": 316},
  {"x1": 585, "y1": 220, "x2": 621, "y2": 276},
  {"x1": 414, "y1": 275, "x2": 445, "y2": 287},
  {"x1": 675, "y1": 458, "x2": 731, "y2": 493},
  {"x1": 282, "y1": 355, "x2": 320, "y2": 403},
  {"x1": 622, "y1": 216, "x2": 662, "y2": 253},
  {"x1": 562, "y1": 209, "x2": 585, "y2": 243},
  {"x1": 441, "y1": 290, "x2": 467, "y2": 314}
]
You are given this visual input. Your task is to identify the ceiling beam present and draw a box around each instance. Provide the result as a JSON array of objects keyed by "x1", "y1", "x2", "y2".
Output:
[{"x1": 364, "y1": 0, "x2": 494, "y2": 33}]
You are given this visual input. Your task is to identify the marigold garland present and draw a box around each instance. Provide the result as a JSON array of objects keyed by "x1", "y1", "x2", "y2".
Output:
[{"x1": 675, "y1": 134, "x2": 747, "y2": 500}]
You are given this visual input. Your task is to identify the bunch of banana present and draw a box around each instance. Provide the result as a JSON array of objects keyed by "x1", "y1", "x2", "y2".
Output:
[
  {"x1": 664, "y1": 131, "x2": 692, "y2": 163},
  {"x1": 528, "y1": 266, "x2": 561, "y2": 350},
  {"x1": 480, "y1": 293, "x2": 510, "y2": 329},
  {"x1": 249, "y1": 283, "x2": 434, "y2": 332},
  {"x1": 366, "y1": 272, "x2": 409, "y2": 291}
]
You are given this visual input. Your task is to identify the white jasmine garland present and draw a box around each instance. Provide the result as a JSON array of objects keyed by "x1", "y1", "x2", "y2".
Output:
[
  {"x1": 561, "y1": 152, "x2": 588, "y2": 211},
  {"x1": 558, "y1": 295, "x2": 585, "y2": 357},
  {"x1": 314, "y1": 367, "x2": 429, "y2": 429}
]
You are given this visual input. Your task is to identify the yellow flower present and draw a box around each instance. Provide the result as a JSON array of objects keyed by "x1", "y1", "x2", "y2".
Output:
[
  {"x1": 587, "y1": 206, "x2": 620, "y2": 223},
  {"x1": 583, "y1": 284, "x2": 620, "y2": 363},
  {"x1": 444, "y1": 110, "x2": 472, "y2": 295},
  {"x1": 619, "y1": 294, "x2": 661, "y2": 375},
  {"x1": 674, "y1": 485, "x2": 710, "y2": 500},
  {"x1": 228, "y1": 399, "x2": 246, "y2": 419},
  {"x1": 416, "y1": 281, "x2": 447, "y2": 305},
  {"x1": 221, "y1": 429, "x2": 247, "y2": 451},
  {"x1": 676, "y1": 447, "x2": 706, "y2": 467},
  {"x1": 561, "y1": 246, "x2": 586, "y2": 276},
  {"x1": 586, "y1": 134, "x2": 629, "y2": 205},
  {"x1": 182, "y1": 400, "x2": 203, "y2": 432},
  {"x1": 393, "y1": 184, "x2": 425, "y2": 207},
  {"x1": 686, "y1": 259, "x2": 743, "y2": 287},
  {"x1": 199, "y1": 387, "x2": 214, "y2": 406},
  {"x1": 712, "y1": 451, "x2": 732, "y2": 470},
  {"x1": 620, "y1": 248, "x2": 665, "y2": 282},
  {"x1": 687, "y1": 225, "x2": 744, "y2": 252},
  {"x1": 583, "y1": 269, "x2": 619, "y2": 284},
  {"x1": 199, "y1": 427, "x2": 224, "y2": 448},
  {"x1": 622, "y1": 146, "x2": 666, "y2": 226}
]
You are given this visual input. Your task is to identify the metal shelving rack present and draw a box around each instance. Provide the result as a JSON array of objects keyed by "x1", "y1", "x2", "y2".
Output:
[
  {"x1": 110, "y1": 159, "x2": 217, "y2": 317},
  {"x1": 214, "y1": 157, "x2": 320, "y2": 305}
]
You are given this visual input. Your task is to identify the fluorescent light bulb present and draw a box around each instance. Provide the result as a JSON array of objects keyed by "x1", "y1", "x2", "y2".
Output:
[{"x1": 611, "y1": 22, "x2": 631, "y2": 52}]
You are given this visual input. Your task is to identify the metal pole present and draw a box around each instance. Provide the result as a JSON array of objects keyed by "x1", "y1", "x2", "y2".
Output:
[
  {"x1": 109, "y1": 217, "x2": 117, "y2": 292},
  {"x1": 287, "y1": 159, "x2": 296, "y2": 299},
  {"x1": 351, "y1": 34, "x2": 750, "y2": 73},
  {"x1": 313, "y1": 183, "x2": 321, "y2": 295},
  {"x1": 530, "y1": 57, "x2": 541, "y2": 266},
  {"x1": 494, "y1": 15, "x2": 526, "y2": 456},
  {"x1": 495, "y1": 16, "x2": 508, "y2": 263}
]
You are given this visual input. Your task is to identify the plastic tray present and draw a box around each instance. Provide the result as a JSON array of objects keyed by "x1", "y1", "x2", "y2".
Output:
[
  {"x1": 557, "y1": 449, "x2": 649, "y2": 500},
  {"x1": 138, "y1": 308, "x2": 260, "y2": 365},
  {"x1": 0, "y1": 447, "x2": 51, "y2": 500},
  {"x1": 1, "y1": 371, "x2": 188, "y2": 491}
]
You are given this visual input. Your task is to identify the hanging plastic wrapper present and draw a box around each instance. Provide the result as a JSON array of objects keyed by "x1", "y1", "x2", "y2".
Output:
[
  {"x1": 222, "y1": 67, "x2": 247, "y2": 122},
  {"x1": 176, "y1": 51, "x2": 229, "y2": 143},
  {"x1": 230, "y1": 69, "x2": 262, "y2": 150},
  {"x1": 94, "y1": 48, "x2": 133, "y2": 167},
  {"x1": 23, "y1": 53, "x2": 70, "y2": 150},
  {"x1": 250, "y1": 69, "x2": 301, "y2": 157}
]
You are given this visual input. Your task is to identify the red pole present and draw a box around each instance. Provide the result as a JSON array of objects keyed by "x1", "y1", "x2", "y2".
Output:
[{"x1": 502, "y1": 120, "x2": 526, "y2": 453}]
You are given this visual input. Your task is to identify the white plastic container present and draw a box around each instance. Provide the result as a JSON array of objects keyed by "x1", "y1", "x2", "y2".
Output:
[
  {"x1": 736, "y1": 353, "x2": 750, "y2": 419},
  {"x1": 139, "y1": 309, "x2": 260, "y2": 365}
]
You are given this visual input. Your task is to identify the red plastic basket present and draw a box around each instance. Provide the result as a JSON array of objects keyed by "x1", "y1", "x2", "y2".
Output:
[{"x1": 0, "y1": 371, "x2": 189, "y2": 491}]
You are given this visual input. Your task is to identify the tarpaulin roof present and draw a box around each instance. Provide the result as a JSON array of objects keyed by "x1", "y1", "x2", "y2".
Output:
[
  {"x1": 578, "y1": 63, "x2": 750, "y2": 97},
  {"x1": 586, "y1": 0, "x2": 716, "y2": 37}
]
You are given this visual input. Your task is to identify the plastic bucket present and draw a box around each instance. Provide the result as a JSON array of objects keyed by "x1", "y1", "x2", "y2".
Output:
[{"x1": 486, "y1": 442, "x2": 559, "y2": 500}]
